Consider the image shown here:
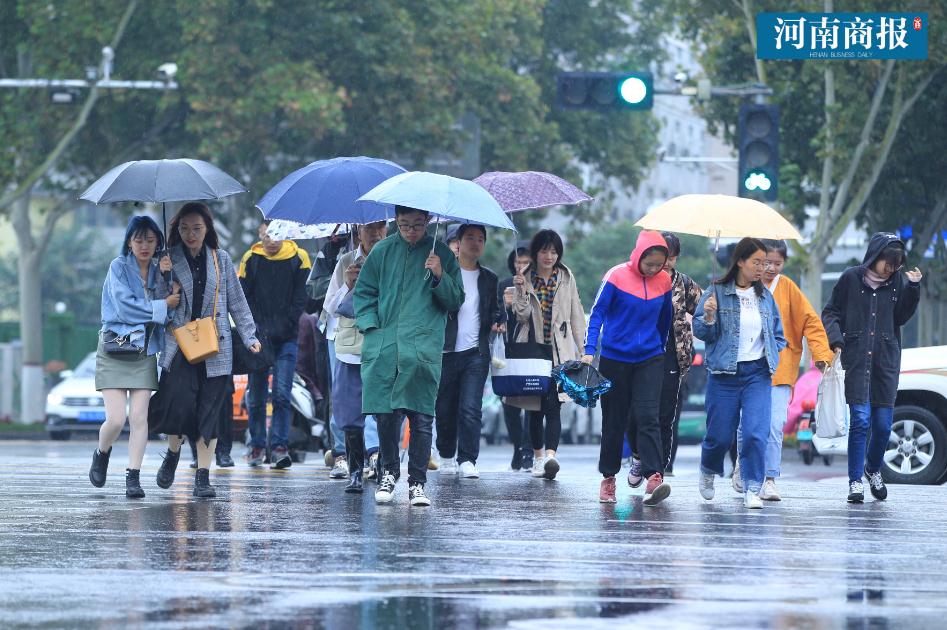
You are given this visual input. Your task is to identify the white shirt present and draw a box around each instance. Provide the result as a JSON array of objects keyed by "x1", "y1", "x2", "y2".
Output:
[
  {"x1": 324, "y1": 246, "x2": 367, "y2": 364},
  {"x1": 454, "y1": 268, "x2": 481, "y2": 352},
  {"x1": 736, "y1": 286, "x2": 764, "y2": 362}
]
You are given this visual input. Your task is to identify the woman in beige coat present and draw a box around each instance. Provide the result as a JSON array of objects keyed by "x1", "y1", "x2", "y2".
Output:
[{"x1": 511, "y1": 230, "x2": 585, "y2": 480}]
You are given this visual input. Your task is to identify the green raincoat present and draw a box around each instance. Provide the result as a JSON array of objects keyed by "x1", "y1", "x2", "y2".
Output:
[{"x1": 354, "y1": 233, "x2": 464, "y2": 416}]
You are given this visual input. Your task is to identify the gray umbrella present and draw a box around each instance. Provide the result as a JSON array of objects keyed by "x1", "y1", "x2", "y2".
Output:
[{"x1": 79, "y1": 158, "x2": 246, "y2": 278}]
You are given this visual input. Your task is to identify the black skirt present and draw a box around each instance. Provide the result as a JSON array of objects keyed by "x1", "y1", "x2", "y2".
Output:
[{"x1": 148, "y1": 352, "x2": 229, "y2": 445}]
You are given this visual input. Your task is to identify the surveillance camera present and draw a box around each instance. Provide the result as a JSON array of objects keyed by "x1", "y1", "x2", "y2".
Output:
[
  {"x1": 101, "y1": 46, "x2": 114, "y2": 62},
  {"x1": 673, "y1": 71, "x2": 688, "y2": 84},
  {"x1": 157, "y1": 63, "x2": 178, "y2": 81}
]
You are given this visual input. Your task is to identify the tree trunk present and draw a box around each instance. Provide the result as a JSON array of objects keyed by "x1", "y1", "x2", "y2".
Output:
[
  {"x1": 12, "y1": 193, "x2": 45, "y2": 424},
  {"x1": 801, "y1": 255, "x2": 826, "y2": 314}
]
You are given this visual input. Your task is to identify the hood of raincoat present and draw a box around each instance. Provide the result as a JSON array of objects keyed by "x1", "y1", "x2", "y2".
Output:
[{"x1": 861, "y1": 232, "x2": 905, "y2": 268}]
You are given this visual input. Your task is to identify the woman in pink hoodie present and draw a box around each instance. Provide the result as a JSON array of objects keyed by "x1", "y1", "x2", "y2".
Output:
[{"x1": 584, "y1": 231, "x2": 674, "y2": 506}]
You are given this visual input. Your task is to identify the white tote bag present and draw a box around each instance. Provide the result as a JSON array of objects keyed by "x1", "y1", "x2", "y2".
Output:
[{"x1": 815, "y1": 354, "x2": 849, "y2": 439}]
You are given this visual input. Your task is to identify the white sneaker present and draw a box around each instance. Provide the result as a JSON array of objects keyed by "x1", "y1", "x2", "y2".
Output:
[
  {"x1": 760, "y1": 479, "x2": 781, "y2": 501},
  {"x1": 408, "y1": 483, "x2": 431, "y2": 507},
  {"x1": 699, "y1": 472, "x2": 715, "y2": 500},
  {"x1": 744, "y1": 491, "x2": 763, "y2": 509},
  {"x1": 731, "y1": 459, "x2": 744, "y2": 493},
  {"x1": 459, "y1": 461, "x2": 480, "y2": 479},
  {"x1": 530, "y1": 457, "x2": 545, "y2": 477},
  {"x1": 375, "y1": 473, "x2": 396, "y2": 504},
  {"x1": 439, "y1": 457, "x2": 458, "y2": 474}
]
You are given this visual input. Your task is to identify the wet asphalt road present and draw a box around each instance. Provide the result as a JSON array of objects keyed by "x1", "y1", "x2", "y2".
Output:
[{"x1": 1, "y1": 440, "x2": 945, "y2": 629}]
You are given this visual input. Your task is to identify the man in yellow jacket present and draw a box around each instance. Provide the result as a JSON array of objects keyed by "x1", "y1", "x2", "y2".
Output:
[{"x1": 735, "y1": 239, "x2": 835, "y2": 501}]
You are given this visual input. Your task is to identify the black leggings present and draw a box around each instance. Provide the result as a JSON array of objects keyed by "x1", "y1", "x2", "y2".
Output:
[{"x1": 528, "y1": 386, "x2": 562, "y2": 452}]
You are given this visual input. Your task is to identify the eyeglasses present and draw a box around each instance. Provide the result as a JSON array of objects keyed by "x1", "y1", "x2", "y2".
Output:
[
  {"x1": 178, "y1": 225, "x2": 205, "y2": 236},
  {"x1": 397, "y1": 222, "x2": 428, "y2": 233},
  {"x1": 747, "y1": 260, "x2": 765, "y2": 269},
  {"x1": 763, "y1": 261, "x2": 778, "y2": 269}
]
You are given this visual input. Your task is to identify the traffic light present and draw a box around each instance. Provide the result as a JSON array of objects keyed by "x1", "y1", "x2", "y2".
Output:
[
  {"x1": 556, "y1": 72, "x2": 653, "y2": 111},
  {"x1": 737, "y1": 104, "x2": 779, "y2": 201}
]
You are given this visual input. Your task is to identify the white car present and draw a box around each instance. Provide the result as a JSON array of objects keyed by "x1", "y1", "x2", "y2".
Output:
[
  {"x1": 889, "y1": 345, "x2": 947, "y2": 484},
  {"x1": 45, "y1": 352, "x2": 110, "y2": 440}
]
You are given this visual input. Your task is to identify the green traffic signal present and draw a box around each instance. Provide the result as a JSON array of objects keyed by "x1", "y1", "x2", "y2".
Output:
[
  {"x1": 556, "y1": 72, "x2": 653, "y2": 111},
  {"x1": 743, "y1": 169, "x2": 773, "y2": 193}
]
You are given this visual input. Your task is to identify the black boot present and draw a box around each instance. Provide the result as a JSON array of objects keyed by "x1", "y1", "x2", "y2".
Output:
[
  {"x1": 156, "y1": 448, "x2": 181, "y2": 489},
  {"x1": 344, "y1": 429, "x2": 365, "y2": 494},
  {"x1": 125, "y1": 469, "x2": 145, "y2": 499},
  {"x1": 89, "y1": 447, "x2": 111, "y2": 488},
  {"x1": 193, "y1": 468, "x2": 216, "y2": 498}
]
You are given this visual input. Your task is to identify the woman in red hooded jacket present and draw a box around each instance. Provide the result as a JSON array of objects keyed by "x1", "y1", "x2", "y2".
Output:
[{"x1": 583, "y1": 231, "x2": 674, "y2": 506}]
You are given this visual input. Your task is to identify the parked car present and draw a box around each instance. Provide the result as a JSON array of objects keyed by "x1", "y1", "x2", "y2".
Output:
[
  {"x1": 45, "y1": 353, "x2": 106, "y2": 440},
  {"x1": 888, "y1": 345, "x2": 947, "y2": 484},
  {"x1": 677, "y1": 340, "x2": 707, "y2": 445}
]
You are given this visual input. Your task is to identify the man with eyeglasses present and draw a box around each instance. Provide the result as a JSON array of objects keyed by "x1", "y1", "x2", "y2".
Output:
[{"x1": 354, "y1": 205, "x2": 465, "y2": 506}]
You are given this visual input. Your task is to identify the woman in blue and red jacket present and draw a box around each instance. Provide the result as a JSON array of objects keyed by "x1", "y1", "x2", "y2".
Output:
[{"x1": 583, "y1": 230, "x2": 673, "y2": 506}]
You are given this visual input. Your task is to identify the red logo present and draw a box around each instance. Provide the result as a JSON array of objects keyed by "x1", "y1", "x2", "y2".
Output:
[{"x1": 914, "y1": 17, "x2": 922, "y2": 31}]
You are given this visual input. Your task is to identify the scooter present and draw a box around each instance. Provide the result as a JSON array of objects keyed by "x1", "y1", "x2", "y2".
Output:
[{"x1": 287, "y1": 372, "x2": 328, "y2": 463}]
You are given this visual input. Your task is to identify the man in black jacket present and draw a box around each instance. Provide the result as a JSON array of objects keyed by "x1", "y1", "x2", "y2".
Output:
[
  {"x1": 239, "y1": 220, "x2": 311, "y2": 469},
  {"x1": 434, "y1": 224, "x2": 506, "y2": 478}
]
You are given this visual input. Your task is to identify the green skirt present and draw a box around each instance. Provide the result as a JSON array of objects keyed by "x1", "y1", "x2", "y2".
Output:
[{"x1": 94, "y1": 336, "x2": 159, "y2": 391}]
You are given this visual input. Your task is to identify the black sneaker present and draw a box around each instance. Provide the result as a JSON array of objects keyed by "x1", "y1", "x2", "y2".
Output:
[
  {"x1": 156, "y1": 448, "x2": 181, "y2": 489},
  {"x1": 189, "y1": 458, "x2": 198, "y2": 469},
  {"x1": 193, "y1": 468, "x2": 216, "y2": 498},
  {"x1": 271, "y1": 446, "x2": 292, "y2": 470},
  {"x1": 865, "y1": 471, "x2": 888, "y2": 501},
  {"x1": 125, "y1": 469, "x2": 145, "y2": 499},
  {"x1": 408, "y1": 483, "x2": 431, "y2": 507},
  {"x1": 216, "y1": 453, "x2": 235, "y2": 468},
  {"x1": 89, "y1": 447, "x2": 111, "y2": 488},
  {"x1": 847, "y1": 480, "x2": 865, "y2": 503},
  {"x1": 375, "y1": 472, "x2": 396, "y2": 504}
]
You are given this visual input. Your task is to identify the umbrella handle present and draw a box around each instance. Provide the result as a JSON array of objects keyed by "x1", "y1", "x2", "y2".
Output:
[{"x1": 424, "y1": 222, "x2": 440, "y2": 281}]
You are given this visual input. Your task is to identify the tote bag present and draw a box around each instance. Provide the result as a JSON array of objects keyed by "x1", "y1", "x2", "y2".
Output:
[
  {"x1": 490, "y1": 322, "x2": 553, "y2": 397},
  {"x1": 173, "y1": 250, "x2": 220, "y2": 364},
  {"x1": 815, "y1": 353, "x2": 848, "y2": 439}
]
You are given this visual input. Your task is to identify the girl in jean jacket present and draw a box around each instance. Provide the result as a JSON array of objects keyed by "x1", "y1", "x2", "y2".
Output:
[
  {"x1": 89, "y1": 216, "x2": 180, "y2": 498},
  {"x1": 693, "y1": 238, "x2": 786, "y2": 509}
]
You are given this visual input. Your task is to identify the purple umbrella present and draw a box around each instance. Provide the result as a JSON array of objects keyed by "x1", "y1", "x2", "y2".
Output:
[{"x1": 473, "y1": 171, "x2": 592, "y2": 213}]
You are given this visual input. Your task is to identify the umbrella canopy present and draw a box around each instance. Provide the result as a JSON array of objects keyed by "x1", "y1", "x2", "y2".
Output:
[
  {"x1": 257, "y1": 156, "x2": 405, "y2": 225},
  {"x1": 634, "y1": 194, "x2": 802, "y2": 240},
  {"x1": 358, "y1": 171, "x2": 516, "y2": 231},
  {"x1": 79, "y1": 158, "x2": 246, "y2": 204},
  {"x1": 473, "y1": 171, "x2": 592, "y2": 212},
  {"x1": 265, "y1": 220, "x2": 350, "y2": 241}
]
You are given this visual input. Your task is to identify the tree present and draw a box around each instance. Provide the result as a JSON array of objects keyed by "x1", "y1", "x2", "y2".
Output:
[{"x1": 651, "y1": 0, "x2": 946, "y2": 309}]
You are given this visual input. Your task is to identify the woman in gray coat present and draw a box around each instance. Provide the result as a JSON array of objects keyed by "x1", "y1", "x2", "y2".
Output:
[{"x1": 149, "y1": 202, "x2": 260, "y2": 498}]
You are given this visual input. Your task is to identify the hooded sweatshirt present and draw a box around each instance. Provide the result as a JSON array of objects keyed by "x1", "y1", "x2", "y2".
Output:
[
  {"x1": 239, "y1": 240, "x2": 311, "y2": 343},
  {"x1": 584, "y1": 231, "x2": 673, "y2": 363}
]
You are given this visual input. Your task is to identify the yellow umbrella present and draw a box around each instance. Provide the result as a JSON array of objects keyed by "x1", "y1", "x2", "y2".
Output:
[
  {"x1": 634, "y1": 194, "x2": 802, "y2": 240},
  {"x1": 634, "y1": 194, "x2": 802, "y2": 279}
]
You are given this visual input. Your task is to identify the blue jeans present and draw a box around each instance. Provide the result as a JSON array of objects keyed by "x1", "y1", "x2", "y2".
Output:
[
  {"x1": 848, "y1": 403, "x2": 893, "y2": 482},
  {"x1": 701, "y1": 358, "x2": 772, "y2": 493},
  {"x1": 327, "y1": 339, "x2": 345, "y2": 456},
  {"x1": 434, "y1": 349, "x2": 490, "y2": 465},
  {"x1": 247, "y1": 340, "x2": 298, "y2": 450},
  {"x1": 736, "y1": 384, "x2": 792, "y2": 478}
]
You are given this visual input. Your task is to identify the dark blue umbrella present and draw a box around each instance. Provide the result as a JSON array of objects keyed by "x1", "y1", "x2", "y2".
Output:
[{"x1": 257, "y1": 156, "x2": 406, "y2": 225}]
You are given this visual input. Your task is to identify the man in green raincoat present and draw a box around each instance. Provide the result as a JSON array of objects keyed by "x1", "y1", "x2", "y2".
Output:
[{"x1": 354, "y1": 206, "x2": 464, "y2": 506}]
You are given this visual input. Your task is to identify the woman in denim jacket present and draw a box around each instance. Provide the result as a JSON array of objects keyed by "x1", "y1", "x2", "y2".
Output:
[
  {"x1": 89, "y1": 216, "x2": 180, "y2": 498},
  {"x1": 693, "y1": 238, "x2": 786, "y2": 509}
]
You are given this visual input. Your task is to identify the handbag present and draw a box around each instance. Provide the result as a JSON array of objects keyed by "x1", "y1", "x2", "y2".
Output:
[
  {"x1": 815, "y1": 353, "x2": 849, "y2": 439},
  {"x1": 490, "y1": 321, "x2": 553, "y2": 397},
  {"x1": 173, "y1": 250, "x2": 221, "y2": 364},
  {"x1": 102, "y1": 329, "x2": 146, "y2": 355}
]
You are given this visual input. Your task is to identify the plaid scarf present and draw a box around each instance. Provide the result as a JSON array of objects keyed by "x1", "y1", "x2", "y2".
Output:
[{"x1": 532, "y1": 270, "x2": 559, "y2": 344}]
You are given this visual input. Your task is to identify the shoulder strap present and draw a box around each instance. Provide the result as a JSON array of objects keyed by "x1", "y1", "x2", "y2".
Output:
[{"x1": 211, "y1": 249, "x2": 220, "y2": 319}]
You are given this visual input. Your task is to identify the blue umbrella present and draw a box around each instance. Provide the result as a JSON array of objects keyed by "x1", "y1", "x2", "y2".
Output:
[
  {"x1": 257, "y1": 156, "x2": 405, "y2": 225},
  {"x1": 358, "y1": 171, "x2": 516, "y2": 231}
]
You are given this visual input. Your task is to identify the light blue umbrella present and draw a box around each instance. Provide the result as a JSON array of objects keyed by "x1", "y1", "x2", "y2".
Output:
[
  {"x1": 257, "y1": 156, "x2": 406, "y2": 225},
  {"x1": 358, "y1": 171, "x2": 516, "y2": 231}
]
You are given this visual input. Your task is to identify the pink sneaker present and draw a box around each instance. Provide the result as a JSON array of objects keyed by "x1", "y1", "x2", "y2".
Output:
[
  {"x1": 599, "y1": 476, "x2": 617, "y2": 503},
  {"x1": 643, "y1": 473, "x2": 671, "y2": 506}
]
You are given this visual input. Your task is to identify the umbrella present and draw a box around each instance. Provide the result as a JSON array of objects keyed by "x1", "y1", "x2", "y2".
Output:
[
  {"x1": 553, "y1": 361, "x2": 612, "y2": 409},
  {"x1": 634, "y1": 193, "x2": 802, "y2": 279},
  {"x1": 78, "y1": 158, "x2": 247, "y2": 256},
  {"x1": 257, "y1": 156, "x2": 406, "y2": 226},
  {"x1": 473, "y1": 171, "x2": 592, "y2": 212},
  {"x1": 358, "y1": 171, "x2": 515, "y2": 231},
  {"x1": 265, "y1": 220, "x2": 349, "y2": 241}
]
